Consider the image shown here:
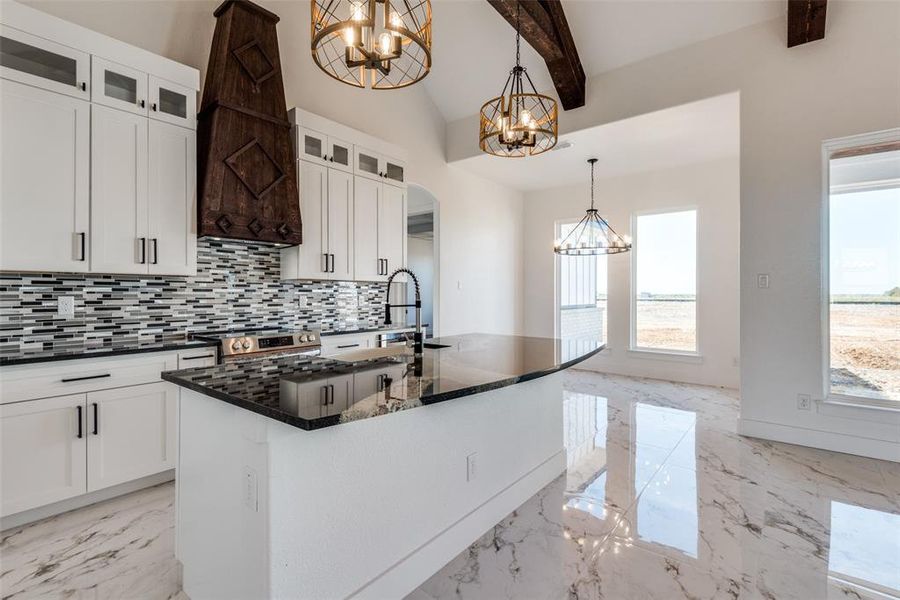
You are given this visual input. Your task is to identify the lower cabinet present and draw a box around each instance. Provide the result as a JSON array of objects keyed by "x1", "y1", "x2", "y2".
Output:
[
  {"x1": 0, "y1": 381, "x2": 179, "y2": 517},
  {"x1": 86, "y1": 382, "x2": 177, "y2": 492},
  {"x1": 0, "y1": 394, "x2": 88, "y2": 516}
]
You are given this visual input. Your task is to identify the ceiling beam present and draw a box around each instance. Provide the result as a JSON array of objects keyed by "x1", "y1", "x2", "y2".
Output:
[
  {"x1": 486, "y1": 0, "x2": 585, "y2": 110},
  {"x1": 787, "y1": 0, "x2": 827, "y2": 47}
]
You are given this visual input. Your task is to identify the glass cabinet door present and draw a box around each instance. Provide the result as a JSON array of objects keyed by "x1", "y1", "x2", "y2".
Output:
[
  {"x1": 0, "y1": 26, "x2": 89, "y2": 99},
  {"x1": 91, "y1": 56, "x2": 147, "y2": 116},
  {"x1": 149, "y1": 76, "x2": 195, "y2": 129},
  {"x1": 356, "y1": 147, "x2": 381, "y2": 180},
  {"x1": 299, "y1": 127, "x2": 327, "y2": 162},
  {"x1": 328, "y1": 136, "x2": 353, "y2": 173},
  {"x1": 384, "y1": 158, "x2": 405, "y2": 184}
]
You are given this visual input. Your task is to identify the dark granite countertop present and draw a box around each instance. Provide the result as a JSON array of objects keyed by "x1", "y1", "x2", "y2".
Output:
[
  {"x1": 161, "y1": 333, "x2": 603, "y2": 431},
  {"x1": 0, "y1": 336, "x2": 218, "y2": 367},
  {"x1": 320, "y1": 324, "x2": 430, "y2": 336}
]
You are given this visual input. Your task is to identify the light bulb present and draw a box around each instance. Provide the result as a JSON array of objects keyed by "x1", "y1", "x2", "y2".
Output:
[
  {"x1": 519, "y1": 109, "x2": 532, "y2": 126},
  {"x1": 389, "y1": 11, "x2": 403, "y2": 29},
  {"x1": 342, "y1": 26, "x2": 355, "y2": 46},
  {"x1": 378, "y1": 32, "x2": 392, "y2": 55},
  {"x1": 350, "y1": 1, "x2": 364, "y2": 21}
]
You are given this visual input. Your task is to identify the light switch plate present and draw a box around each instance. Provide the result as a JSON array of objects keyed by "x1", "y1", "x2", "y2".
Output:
[
  {"x1": 757, "y1": 274, "x2": 770, "y2": 289},
  {"x1": 466, "y1": 452, "x2": 477, "y2": 482},
  {"x1": 242, "y1": 466, "x2": 258, "y2": 511}
]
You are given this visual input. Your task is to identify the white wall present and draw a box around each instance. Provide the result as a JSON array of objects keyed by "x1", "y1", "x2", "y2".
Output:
[
  {"x1": 524, "y1": 157, "x2": 740, "y2": 389},
  {"x1": 22, "y1": 0, "x2": 526, "y2": 338},
  {"x1": 454, "y1": 1, "x2": 900, "y2": 460}
]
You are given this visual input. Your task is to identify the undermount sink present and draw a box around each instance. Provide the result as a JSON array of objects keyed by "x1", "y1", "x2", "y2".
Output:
[
  {"x1": 327, "y1": 346, "x2": 411, "y2": 363},
  {"x1": 423, "y1": 343, "x2": 451, "y2": 349}
]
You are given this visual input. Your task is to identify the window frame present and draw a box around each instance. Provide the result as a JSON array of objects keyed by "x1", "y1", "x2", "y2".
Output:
[
  {"x1": 629, "y1": 206, "x2": 701, "y2": 358},
  {"x1": 821, "y1": 128, "x2": 900, "y2": 409}
]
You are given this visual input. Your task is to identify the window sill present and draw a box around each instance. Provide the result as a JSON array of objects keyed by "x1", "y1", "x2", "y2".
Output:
[
  {"x1": 822, "y1": 393, "x2": 900, "y2": 414},
  {"x1": 626, "y1": 349, "x2": 704, "y2": 364}
]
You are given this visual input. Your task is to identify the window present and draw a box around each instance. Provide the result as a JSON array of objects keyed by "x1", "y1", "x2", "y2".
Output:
[
  {"x1": 557, "y1": 221, "x2": 607, "y2": 351},
  {"x1": 632, "y1": 209, "x2": 697, "y2": 353},
  {"x1": 827, "y1": 144, "x2": 900, "y2": 402}
]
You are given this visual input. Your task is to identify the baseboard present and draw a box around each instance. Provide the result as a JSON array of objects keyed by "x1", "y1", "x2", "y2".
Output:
[
  {"x1": 349, "y1": 449, "x2": 567, "y2": 599},
  {"x1": 739, "y1": 418, "x2": 900, "y2": 463},
  {"x1": 1, "y1": 470, "x2": 175, "y2": 531}
]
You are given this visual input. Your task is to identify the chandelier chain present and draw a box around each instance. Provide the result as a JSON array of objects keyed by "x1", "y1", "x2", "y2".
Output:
[
  {"x1": 591, "y1": 160, "x2": 595, "y2": 210},
  {"x1": 515, "y1": 1, "x2": 521, "y2": 69}
]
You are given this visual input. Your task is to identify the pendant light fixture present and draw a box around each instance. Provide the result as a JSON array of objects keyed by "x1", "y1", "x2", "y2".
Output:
[
  {"x1": 479, "y1": 1, "x2": 558, "y2": 158},
  {"x1": 555, "y1": 159, "x2": 631, "y2": 255},
  {"x1": 311, "y1": 0, "x2": 431, "y2": 89}
]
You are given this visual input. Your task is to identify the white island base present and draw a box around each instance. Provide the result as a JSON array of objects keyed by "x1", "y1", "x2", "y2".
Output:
[{"x1": 176, "y1": 372, "x2": 565, "y2": 600}]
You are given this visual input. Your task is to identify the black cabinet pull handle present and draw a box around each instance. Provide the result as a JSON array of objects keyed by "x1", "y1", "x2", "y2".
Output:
[
  {"x1": 151, "y1": 238, "x2": 158, "y2": 264},
  {"x1": 322, "y1": 253, "x2": 328, "y2": 273},
  {"x1": 62, "y1": 373, "x2": 111, "y2": 383},
  {"x1": 76, "y1": 405, "x2": 83, "y2": 439},
  {"x1": 320, "y1": 385, "x2": 328, "y2": 406},
  {"x1": 151, "y1": 103, "x2": 158, "y2": 111},
  {"x1": 80, "y1": 82, "x2": 87, "y2": 91},
  {"x1": 139, "y1": 237, "x2": 147, "y2": 264},
  {"x1": 329, "y1": 384, "x2": 335, "y2": 404},
  {"x1": 384, "y1": 259, "x2": 389, "y2": 275},
  {"x1": 336, "y1": 343, "x2": 360, "y2": 349},
  {"x1": 76, "y1": 232, "x2": 86, "y2": 261},
  {"x1": 92, "y1": 403, "x2": 99, "y2": 435},
  {"x1": 140, "y1": 99, "x2": 146, "y2": 108},
  {"x1": 329, "y1": 253, "x2": 335, "y2": 273},
  {"x1": 181, "y1": 354, "x2": 215, "y2": 361}
]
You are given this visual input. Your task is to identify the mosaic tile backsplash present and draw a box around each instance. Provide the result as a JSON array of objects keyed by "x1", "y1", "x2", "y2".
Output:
[{"x1": 0, "y1": 239, "x2": 389, "y2": 352}]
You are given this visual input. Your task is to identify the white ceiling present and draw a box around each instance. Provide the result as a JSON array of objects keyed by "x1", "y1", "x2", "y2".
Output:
[
  {"x1": 453, "y1": 92, "x2": 740, "y2": 191},
  {"x1": 425, "y1": 0, "x2": 784, "y2": 122}
]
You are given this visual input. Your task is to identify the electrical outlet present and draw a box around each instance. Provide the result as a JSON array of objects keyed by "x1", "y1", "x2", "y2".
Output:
[
  {"x1": 57, "y1": 296, "x2": 75, "y2": 318},
  {"x1": 242, "y1": 466, "x2": 258, "y2": 511},
  {"x1": 797, "y1": 394, "x2": 812, "y2": 411},
  {"x1": 466, "y1": 452, "x2": 477, "y2": 482},
  {"x1": 757, "y1": 274, "x2": 770, "y2": 289}
]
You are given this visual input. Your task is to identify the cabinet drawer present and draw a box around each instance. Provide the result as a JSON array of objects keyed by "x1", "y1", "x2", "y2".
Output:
[
  {"x1": 177, "y1": 349, "x2": 218, "y2": 369},
  {"x1": 320, "y1": 333, "x2": 374, "y2": 356},
  {"x1": 0, "y1": 351, "x2": 178, "y2": 404}
]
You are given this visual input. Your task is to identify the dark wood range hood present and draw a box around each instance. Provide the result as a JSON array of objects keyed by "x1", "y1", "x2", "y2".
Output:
[{"x1": 197, "y1": 0, "x2": 302, "y2": 245}]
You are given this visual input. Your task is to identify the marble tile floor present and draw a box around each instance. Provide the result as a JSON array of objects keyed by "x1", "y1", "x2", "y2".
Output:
[{"x1": 2, "y1": 370, "x2": 898, "y2": 599}]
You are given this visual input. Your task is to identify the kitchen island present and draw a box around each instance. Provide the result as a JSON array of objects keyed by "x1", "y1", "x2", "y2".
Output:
[{"x1": 163, "y1": 333, "x2": 602, "y2": 600}]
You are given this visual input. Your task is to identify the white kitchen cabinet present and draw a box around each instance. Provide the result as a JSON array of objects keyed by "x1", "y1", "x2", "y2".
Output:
[
  {"x1": 320, "y1": 332, "x2": 374, "y2": 356},
  {"x1": 282, "y1": 161, "x2": 353, "y2": 281},
  {"x1": 86, "y1": 382, "x2": 177, "y2": 492},
  {"x1": 177, "y1": 349, "x2": 217, "y2": 369},
  {"x1": 353, "y1": 176, "x2": 407, "y2": 282},
  {"x1": 0, "y1": 25, "x2": 90, "y2": 100},
  {"x1": 279, "y1": 373, "x2": 353, "y2": 418},
  {"x1": 149, "y1": 119, "x2": 197, "y2": 276},
  {"x1": 91, "y1": 55, "x2": 148, "y2": 116},
  {"x1": 0, "y1": 79, "x2": 90, "y2": 272},
  {"x1": 90, "y1": 104, "x2": 149, "y2": 274},
  {"x1": 354, "y1": 146, "x2": 406, "y2": 186},
  {"x1": 0, "y1": 394, "x2": 87, "y2": 517},
  {"x1": 353, "y1": 363, "x2": 407, "y2": 401},
  {"x1": 299, "y1": 127, "x2": 353, "y2": 173},
  {"x1": 149, "y1": 75, "x2": 196, "y2": 129}
]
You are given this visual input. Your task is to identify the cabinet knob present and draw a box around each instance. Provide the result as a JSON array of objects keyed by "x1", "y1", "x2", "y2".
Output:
[
  {"x1": 80, "y1": 82, "x2": 87, "y2": 92},
  {"x1": 140, "y1": 99, "x2": 146, "y2": 108},
  {"x1": 151, "y1": 103, "x2": 158, "y2": 111}
]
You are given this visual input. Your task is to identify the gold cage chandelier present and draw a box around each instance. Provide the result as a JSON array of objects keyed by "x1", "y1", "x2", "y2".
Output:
[
  {"x1": 311, "y1": 0, "x2": 432, "y2": 89},
  {"x1": 479, "y1": 1, "x2": 558, "y2": 158},
  {"x1": 555, "y1": 159, "x2": 631, "y2": 255}
]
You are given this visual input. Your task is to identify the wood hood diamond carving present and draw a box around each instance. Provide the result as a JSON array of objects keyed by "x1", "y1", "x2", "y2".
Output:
[{"x1": 197, "y1": 0, "x2": 302, "y2": 245}]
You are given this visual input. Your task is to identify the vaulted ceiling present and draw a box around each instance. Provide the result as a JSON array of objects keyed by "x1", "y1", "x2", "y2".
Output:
[{"x1": 425, "y1": 0, "x2": 785, "y2": 122}]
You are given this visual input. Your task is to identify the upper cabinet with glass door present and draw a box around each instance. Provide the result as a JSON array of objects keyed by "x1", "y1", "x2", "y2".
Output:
[
  {"x1": 149, "y1": 76, "x2": 196, "y2": 129},
  {"x1": 299, "y1": 127, "x2": 352, "y2": 173},
  {"x1": 354, "y1": 146, "x2": 407, "y2": 186},
  {"x1": 0, "y1": 26, "x2": 89, "y2": 100},
  {"x1": 91, "y1": 56, "x2": 148, "y2": 116}
]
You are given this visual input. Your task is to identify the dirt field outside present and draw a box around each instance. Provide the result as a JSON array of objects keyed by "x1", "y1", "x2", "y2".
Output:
[
  {"x1": 830, "y1": 303, "x2": 900, "y2": 400},
  {"x1": 635, "y1": 300, "x2": 696, "y2": 352}
]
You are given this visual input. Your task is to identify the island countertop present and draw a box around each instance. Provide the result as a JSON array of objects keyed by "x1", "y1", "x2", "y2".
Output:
[{"x1": 161, "y1": 333, "x2": 602, "y2": 430}]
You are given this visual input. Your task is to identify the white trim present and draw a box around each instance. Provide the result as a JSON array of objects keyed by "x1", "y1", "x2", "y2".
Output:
[
  {"x1": 819, "y1": 128, "x2": 900, "y2": 405},
  {"x1": 289, "y1": 107, "x2": 408, "y2": 163},
  {"x1": 823, "y1": 393, "x2": 900, "y2": 414},
  {"x1": 0, "y1": 469, "x2": 174, "y2": 530},
  {"x1": 739, "y1": 418, "x2": 900, "y2": 463},
  {"x1": 629, "y1": 207, "x2": 700, "y2": 354},
  {"x1": 830, "y1": 177, "x2": 900, "y2": 195},
  {"x1": 626, "y1": 348, "x2": 704, "y2": 364}
]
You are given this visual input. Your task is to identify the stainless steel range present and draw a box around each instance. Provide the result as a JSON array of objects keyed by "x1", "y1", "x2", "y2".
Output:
[{"x1": 194, "y1": 329, "x2": 321, "y2": 362}]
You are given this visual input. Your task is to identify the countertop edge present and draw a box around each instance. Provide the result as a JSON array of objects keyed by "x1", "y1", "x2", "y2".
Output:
[
  {"x1": 0, "y1": 340, "x2": 220, "y2": 367},
  {"x1": 163, "y1": 342, "x2": 605, "y2": 431}
]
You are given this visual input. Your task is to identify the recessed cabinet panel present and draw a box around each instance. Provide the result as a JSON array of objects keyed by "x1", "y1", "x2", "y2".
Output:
[
  {"x1": 91, "y1": 56, "x2": 148, "y2": 115},
  {"x1": 356, "y1": 147, "x2": 381, "y2": 180},
  {"x1": 380, "y1": 184, "x2": 406, "y2": 279},
  {"x1": 149, "y1": 76, "x2": 196, "y2": 129},
  {"x1": 90, "y1": 104, "x2": 149, "y2": 274},
  {"x1": 384, "y1": 158, "x2": 405, "y2": 184},
  {"x1": 1, "y1": 394, "x2": 88, "y2": 517},
  {"x1": 0, "y1": 80, "x2": 90, "y2": 272},
  {"x1": 287, "y1": 160, "x2": 328, "y2": 279},
  {"x1": 328, "y1": 136, "x2": 353, "y2": 173},
  {"x1": 87, "y1": 382, "x2": 177, "y2": 492},
  {"x1": 327, "y1": 169, "x2": 354, "y2": 280},
  {"x1": 0, "y1": 25, "x2": 89, "y2": 99},
  {"x1": 299, "y1": 127, "x2": 327, "y2": 162},
  {"x1": 353, "y1": 176, "x2": 383, "y2": 281},
  {"x1": 149, "y1": 120, "x2": 197, "y2": 276}
]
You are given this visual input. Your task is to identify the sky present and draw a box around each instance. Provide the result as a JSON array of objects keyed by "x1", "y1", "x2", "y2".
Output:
[
  {"x1": 830, "y1": 188, "x2": 900, "y2": 296},
  {"x1": 635, "y1": 210, "x2": 697, "y2": 296}
]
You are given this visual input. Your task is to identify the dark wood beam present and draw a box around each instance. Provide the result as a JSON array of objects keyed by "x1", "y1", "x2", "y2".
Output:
[
  {"x1": 487, "y1": 0, "x2": 585, "y2": 110},
  {"x1": 787, "y1": 0, "x2": 827, "y2": 47}
]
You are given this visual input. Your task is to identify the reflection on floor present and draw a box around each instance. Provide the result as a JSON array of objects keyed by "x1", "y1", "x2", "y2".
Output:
[
  {"x1": 409, "y1": 370, "x2": 900, "y2": 600},
  {"x1": 1, "y1": 371, "x2": 898, "y2": 600}
]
